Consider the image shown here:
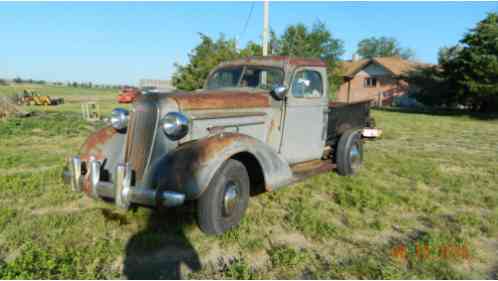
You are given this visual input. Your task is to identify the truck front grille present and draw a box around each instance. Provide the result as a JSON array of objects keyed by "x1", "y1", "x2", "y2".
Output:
[{"x1": 125, "y1": 99, "x2": 158, "y2": 181}]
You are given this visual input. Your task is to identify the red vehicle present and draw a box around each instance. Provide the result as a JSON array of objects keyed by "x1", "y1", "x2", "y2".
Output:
[{"x1": 117, "y1": 87, "x2": 141, "y2": 104}]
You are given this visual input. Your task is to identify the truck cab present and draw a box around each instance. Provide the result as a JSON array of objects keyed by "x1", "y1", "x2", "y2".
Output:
[
  {"x1": 204, "y1": 57, "x2": 330, "y2": 164},
  {"x1": 64, "y1": 56, "x2": 380, "y2": 235}
]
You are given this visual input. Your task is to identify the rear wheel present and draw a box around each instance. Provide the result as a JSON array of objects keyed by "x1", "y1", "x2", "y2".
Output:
[
  {"x1": 197, "y1": 159, "x2": 250, "y2": 235},
  {"x1": 336, "y1": 129, "x2": 363, "y2": 176}
]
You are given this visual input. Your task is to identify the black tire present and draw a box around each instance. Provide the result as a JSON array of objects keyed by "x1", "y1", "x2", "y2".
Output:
[
  {"x1": 336, "y1": 129, "x2": 363, "y2": 176},
  {"x1": 197, "y1": 159, "x2": 250, "y2": 235}
]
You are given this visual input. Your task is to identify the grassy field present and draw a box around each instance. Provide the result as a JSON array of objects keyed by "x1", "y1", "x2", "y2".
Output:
[{"x1": 0, "y1": 84, "x2": 497, "y2": 279}]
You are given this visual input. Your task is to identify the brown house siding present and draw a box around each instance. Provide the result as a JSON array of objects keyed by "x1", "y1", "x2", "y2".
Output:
[
  {"x1": 336, "y1": 75, "x2": 409, "y2": 106},
  {"x1": 336, "y1": 57, "x2": 423, "y2": 106}
]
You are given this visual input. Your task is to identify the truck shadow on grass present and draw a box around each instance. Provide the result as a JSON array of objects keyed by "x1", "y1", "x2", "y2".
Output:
[{"x1": 118, "y1": 203, "x2": 202, "y2": 279}]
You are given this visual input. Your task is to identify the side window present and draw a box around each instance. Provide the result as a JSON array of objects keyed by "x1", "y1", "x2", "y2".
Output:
[
  {"x1": 240, "y1": 67, "x2": 284, "y2": 90},
  {"x1": 262, "y1": 69, "x2": 284, "y2": 89},
  {"x1": 206, "y1": 67, "x2": 243, "y2": 89},
  {"x1": 291, "y1": 70, "x2": 323, "y2": 98},
  {"x1": 363, "y1": 77, "x2": 378, "y2": 88}
]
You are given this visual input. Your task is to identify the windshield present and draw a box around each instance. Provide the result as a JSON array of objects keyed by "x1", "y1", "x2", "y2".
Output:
[{"x1": 206, "y1": 66, "x2": 284, "y2": 90}]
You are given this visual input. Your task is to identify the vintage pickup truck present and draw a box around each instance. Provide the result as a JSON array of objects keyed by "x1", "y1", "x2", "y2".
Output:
[{"x1": 64, "y1": 56, "x2": 381, "y2": 235}]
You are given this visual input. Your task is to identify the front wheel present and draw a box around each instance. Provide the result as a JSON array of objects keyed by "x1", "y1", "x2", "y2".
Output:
[
  {"x1": 197, "y1": 159, "x2": 250, "y2": 235},
  {"x1": 336, "y1": 129, "x2": 363, "y2": 176}
]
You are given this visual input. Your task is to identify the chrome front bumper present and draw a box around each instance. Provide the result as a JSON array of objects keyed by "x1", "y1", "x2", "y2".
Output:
[{"x1": 63, "y1": 156, "x2": 185, "y2": 209}]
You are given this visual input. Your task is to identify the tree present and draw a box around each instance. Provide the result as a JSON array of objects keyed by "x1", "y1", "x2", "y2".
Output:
[
  {"x1": 403, "y1": 65, "x2": 454, "y2": 107},
  {"x1": 446, "y1": 12, "x2": 498, "y2": 112},
  {"x1": 437, "y1": 45, "x2": 463, "y2": 65},
  {"x1": 403, "y1": 46, "x2": 462, "y2": 107},
  {"x1": 172, "y1": 33, "x2": 239, "y2": 91},
  {"x1": 238, "y1": 41, "x2": 262, "y2": 57},
  {"x1": 276, "y1": 21, "x2": 345, "y2": 94},
  {"x1": 357, "y1": 36, "x2": 415, "y2": 60}
]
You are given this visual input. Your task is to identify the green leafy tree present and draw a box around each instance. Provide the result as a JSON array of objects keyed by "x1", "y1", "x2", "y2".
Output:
[
  {"x1": 357, "y1": 36, "x2": 415, "y2": 60},
  {"x1": 403, "y1": 46, "x2": 462, "y2": 107},
  {"x1": 172, "y1": 33, "x2": 239, "y2": 91},
  {"x1": 238, "y1": 41, "x2": 262, "y2": 57},
  {"x1": 403, "y1": 65, "x2": 454, "y2": 107},
  {"x1": 437, "y1": 45, "x2": 463, "y2": 65},
  {"x1": 277, "y1": 21, "x2": 345, "y2": 94},
  {"x1": 446, "y1": 12, "x2": 498, "y2": 112},
  {"x1": 239, "y1": 30, "x2": 279, "y2": 57}
]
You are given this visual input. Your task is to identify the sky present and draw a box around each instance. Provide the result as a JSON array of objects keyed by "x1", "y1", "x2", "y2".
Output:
[{"x1": 0, "y1": 1, "x2": 497, "y2": 85}]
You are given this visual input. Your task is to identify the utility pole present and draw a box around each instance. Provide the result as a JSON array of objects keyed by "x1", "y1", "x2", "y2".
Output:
[{"x1": 262, "y1": 0, "x2": 269, "y2": 56}]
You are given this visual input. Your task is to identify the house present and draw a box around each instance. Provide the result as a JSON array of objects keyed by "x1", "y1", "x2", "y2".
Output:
[{"x1": 336, "y1": 57, "x2": 424, "y2": 106}]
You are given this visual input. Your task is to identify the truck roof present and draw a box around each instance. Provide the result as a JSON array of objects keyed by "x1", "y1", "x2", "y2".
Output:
[{"x1": 219, "y1": 56, "x2": 327, "y2": 68}]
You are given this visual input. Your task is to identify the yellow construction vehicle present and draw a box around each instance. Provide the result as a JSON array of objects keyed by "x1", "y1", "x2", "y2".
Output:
[{"x1": 17, "y1": 90, "x2": 64, "y2": 106}]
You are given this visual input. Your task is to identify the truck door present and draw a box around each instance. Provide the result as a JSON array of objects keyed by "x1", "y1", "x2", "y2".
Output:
[{"x1": 279, "y1": 67, "x2": 328, "y2": 164}]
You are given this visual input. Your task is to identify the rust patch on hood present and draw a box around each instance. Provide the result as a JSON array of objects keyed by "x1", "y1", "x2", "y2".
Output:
[
  {"x1": 171, "y1": 90, "x2": 270, "y2": 111},
  {"x1": 80, "y1": 126, "x2": 117, "y2": 161}
]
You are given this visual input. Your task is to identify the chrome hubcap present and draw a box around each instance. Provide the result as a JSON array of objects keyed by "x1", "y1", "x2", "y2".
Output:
[
  {"x1": 350, "y1": 144, "x2": 361, "y2": 170},
  {"x1": 223, "y1": 181, "x2": 240, "y2": 216}
]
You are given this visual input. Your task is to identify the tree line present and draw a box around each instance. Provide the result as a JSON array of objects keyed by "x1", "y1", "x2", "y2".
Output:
[
  {"x1": 12, "y1": 77, "x2": 47, "y2": 85},
  {"x1": 2, "y1": 77, "x2": 123, "y2": 89}
]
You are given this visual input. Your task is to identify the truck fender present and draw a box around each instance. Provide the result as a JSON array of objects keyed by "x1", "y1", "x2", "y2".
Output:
[
  {"x1": 151, "y1": 132, "x2": 293, "y2": 200},
  {"x1": 79, "y1": 126, "x2": 126, "y2": 173}
]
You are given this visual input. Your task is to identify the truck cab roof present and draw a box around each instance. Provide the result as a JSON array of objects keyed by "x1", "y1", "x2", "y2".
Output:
[{"x1": 218, "y1": 56, "x2": 327, "y2": 69}]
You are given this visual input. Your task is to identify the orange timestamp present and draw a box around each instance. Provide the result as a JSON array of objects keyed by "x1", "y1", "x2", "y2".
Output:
[{"x1": 390, "y1": 242, "x2": 470, "y2": 262}]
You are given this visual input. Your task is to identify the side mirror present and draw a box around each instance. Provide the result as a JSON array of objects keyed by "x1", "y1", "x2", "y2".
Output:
[{"x1": 270, "y1": 85, "x2": 288, "y2": 100}]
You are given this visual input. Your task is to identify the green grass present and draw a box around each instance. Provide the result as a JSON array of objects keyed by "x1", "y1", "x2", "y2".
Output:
[
  {"x1": 1, "y1": 84, "x2": 498, "y2": 279},
  {"x1": 0, "y1": 83, "x2": 123, "y2": 114}
]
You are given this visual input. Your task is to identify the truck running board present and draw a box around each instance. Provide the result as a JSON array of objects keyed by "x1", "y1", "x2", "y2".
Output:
[{"x1": 290, "y1": 160, "x2": 336, "y2": 184}]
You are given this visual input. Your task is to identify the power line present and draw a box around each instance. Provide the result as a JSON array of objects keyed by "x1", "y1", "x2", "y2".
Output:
[{"x1": 240, "y1": 1, "x2": 255, "y2": 44}]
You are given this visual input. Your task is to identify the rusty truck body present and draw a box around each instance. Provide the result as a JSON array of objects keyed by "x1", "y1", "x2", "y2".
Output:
[{"x1": 64, "y1": 56, "x2": 381, "y2": 235}]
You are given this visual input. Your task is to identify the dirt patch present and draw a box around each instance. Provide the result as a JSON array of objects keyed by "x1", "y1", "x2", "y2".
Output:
[{"x1": 272, "y1": 231, "x2": 312, "y2": 249}]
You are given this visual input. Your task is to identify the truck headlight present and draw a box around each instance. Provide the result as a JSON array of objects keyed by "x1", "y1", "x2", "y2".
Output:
[
  {"x1": 160, "y1": 112, "x2": 189, "y2": 140},
  {"x1": 110, "y1": 108, "x2": 129, "y2": 130}
]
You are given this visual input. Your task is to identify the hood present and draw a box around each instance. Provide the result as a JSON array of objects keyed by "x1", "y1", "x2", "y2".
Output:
[{"x1": 168, "y1": 89, "x2": 271, "y2": 111}]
